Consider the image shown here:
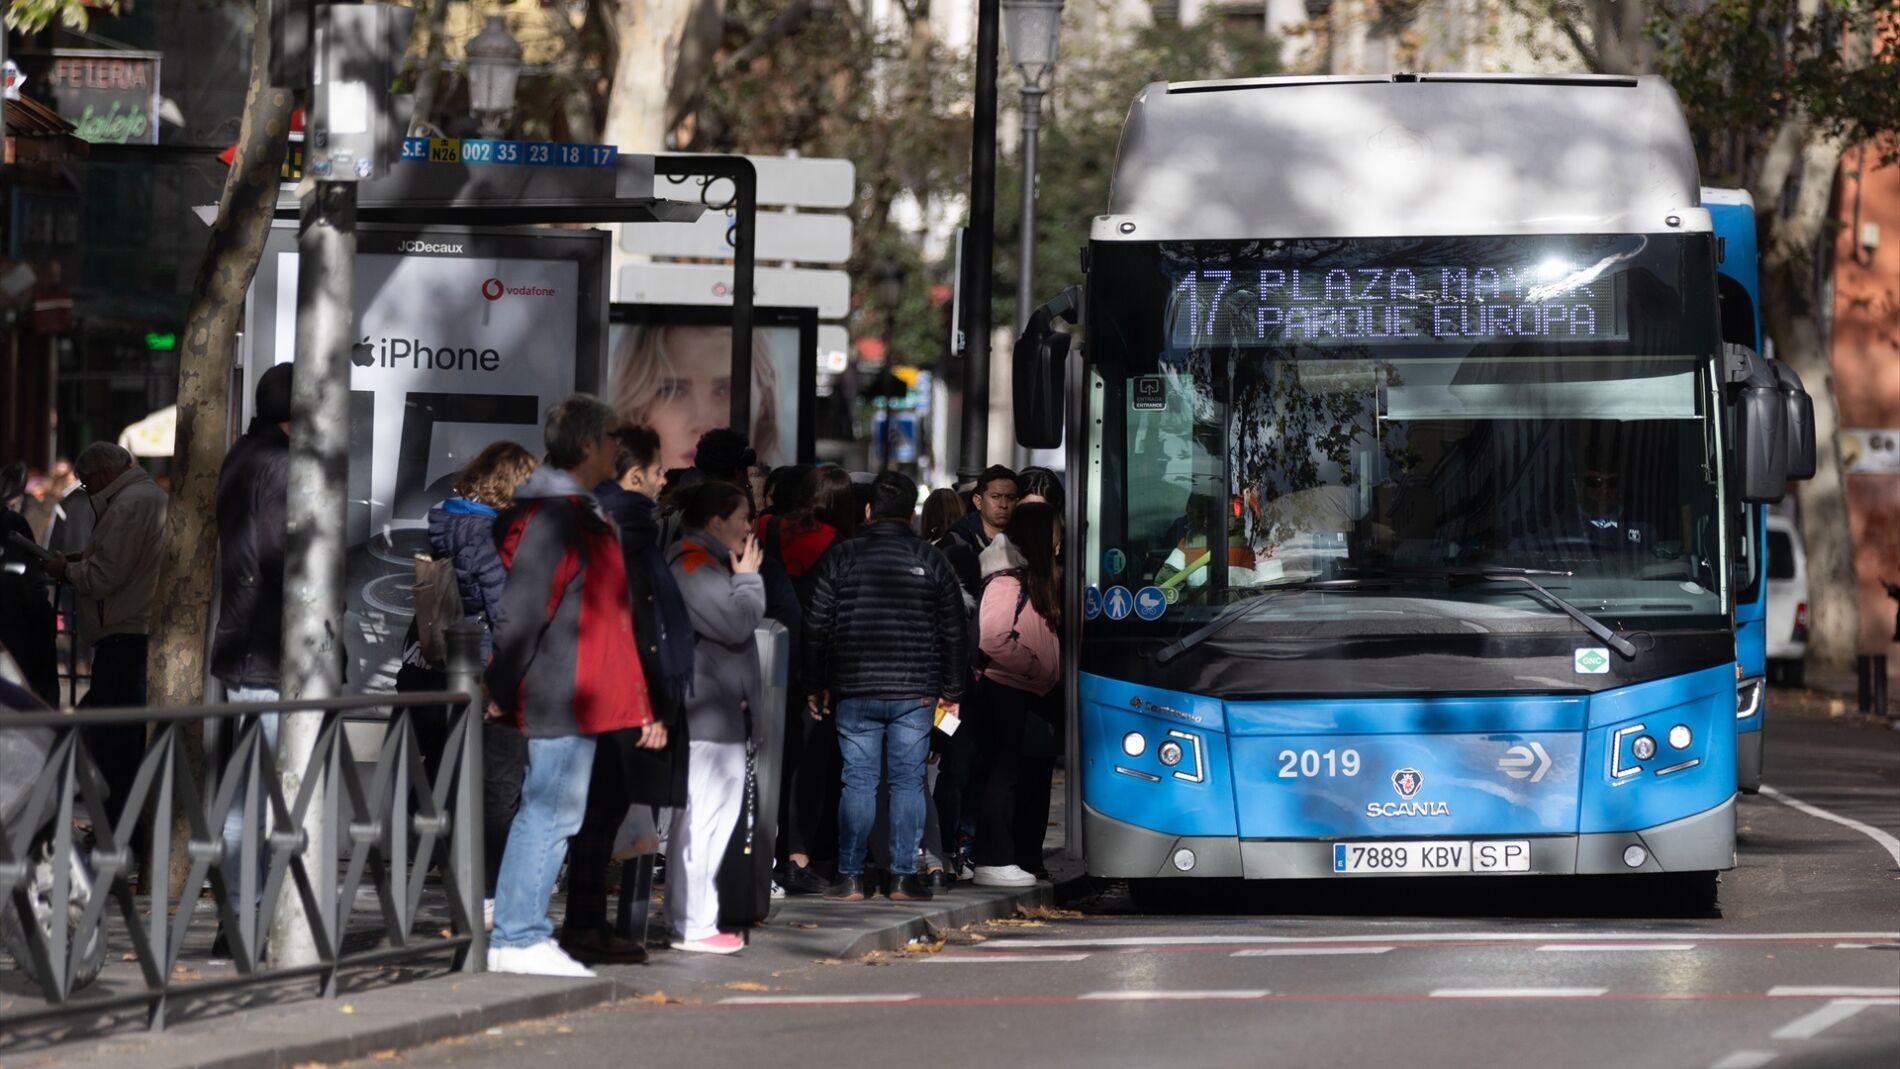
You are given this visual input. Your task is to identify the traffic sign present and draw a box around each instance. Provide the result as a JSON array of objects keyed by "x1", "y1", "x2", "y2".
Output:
[
  {"x1": 619, "y1": 263, "x2": 851, "y2": 319},
  {"x1": 656, "y1": 153, "x2": 854, "y2": 209},
  {"x1": 619, "y1": 209, "x2": 852, "y2": 263}
]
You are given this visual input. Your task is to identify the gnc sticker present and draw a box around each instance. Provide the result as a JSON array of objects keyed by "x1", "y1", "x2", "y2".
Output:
[{"x1": 1574, "y1": 648, "x2": 1611, "y2": 674}]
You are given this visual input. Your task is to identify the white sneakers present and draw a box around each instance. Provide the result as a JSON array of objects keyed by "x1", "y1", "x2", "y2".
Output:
[
  {"x1": 972, "y1": 864, "x2": 1038, "y2": 888},
  {"x1": 487, "y1": 940, "x2": 596, "y2": 978}
]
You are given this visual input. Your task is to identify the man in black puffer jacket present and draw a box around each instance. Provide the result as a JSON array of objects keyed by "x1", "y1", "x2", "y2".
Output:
[{"x1": 802, "y1": 472, "x2": 966, "y2": 903}]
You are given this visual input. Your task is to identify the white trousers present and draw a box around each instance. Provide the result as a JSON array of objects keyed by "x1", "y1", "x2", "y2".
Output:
[{"x1": 665, "y1": 740, "x2": 747, "y2": 942}]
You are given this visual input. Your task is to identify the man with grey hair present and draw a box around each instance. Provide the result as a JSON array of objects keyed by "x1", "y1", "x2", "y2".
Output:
[
  {"x1": 484, "y1": 395, "x2": 661, "y2": 978},
  {"x1": 47, "y1": 442, "x2": 168, "y2": 828}
]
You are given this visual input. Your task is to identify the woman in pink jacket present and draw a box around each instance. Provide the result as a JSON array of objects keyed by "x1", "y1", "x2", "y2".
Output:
[{"x1": 968, "y1": 502, "x2": 1063, "y2": 888}]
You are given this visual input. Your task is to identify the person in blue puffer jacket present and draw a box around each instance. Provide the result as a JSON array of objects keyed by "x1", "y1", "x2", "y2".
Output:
[
  {"x1": 426, "y1": 443, "x2": 537, "y2": 662},
  {"x1": 406, "y1": 440, "x2": 538, "y2": 927}
]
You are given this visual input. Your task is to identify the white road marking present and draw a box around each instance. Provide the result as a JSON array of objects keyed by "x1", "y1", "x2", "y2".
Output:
[
  {"x1": 1770, "y1": 998, "x2": 1900, "y2": 1040},
  {"x1": 1231, "y1": 947, "x2": 1395, "y2": 957},
  {"x1": 926, "y1": 953, "x2": 1092, "y2": 963},
  {"x1": 1708, "y1": 1051, "x2": 1777, "y2": 1069},
  {"x1": 718, "y1": 994, "x2": 920, "y2": 1006},
  {"x1": 1078, "y1": 990, "x2": 1270, "y2": 1001},
  {"x1": 1759, "y1": 784, "x2": 1900, "y2": 867},
  {"x1": 1767, "y1": 986, "x2": 1900, "y2": 998},
  {"x1": 1535, "y1": 943, "x2": 1696, "y2": 952},
  {"x1": 1833, "y1": 943, "x2": 1900, "y2": 950},
  {"x1": 978, "y1": 931, "x2": 1899, "y2": 950},
  {"x1": 1429, "y1": 987, "x2": 1608, "y2": 999}
]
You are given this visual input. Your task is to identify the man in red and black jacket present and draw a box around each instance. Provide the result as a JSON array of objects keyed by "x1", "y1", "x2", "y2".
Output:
[{"x1": 484, "y1": 396, "x2": 661, "y2": 978}]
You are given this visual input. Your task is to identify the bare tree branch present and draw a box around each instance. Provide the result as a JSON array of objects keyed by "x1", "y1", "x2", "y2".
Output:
[{"x1": 715, "y1": 0, "x2": 817, "y2": 80}]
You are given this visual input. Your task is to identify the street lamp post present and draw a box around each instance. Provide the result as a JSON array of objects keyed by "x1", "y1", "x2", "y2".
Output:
[
  {"x1": 958, "y1": 0, "x2": 1001, "y2": 485},
  {"x1": 874, "y1": 262, "x2": 907, "y2": 472},
  {"x1": 465, "y1": 15, "x2": 523, "y2": 139},
  {"x1": 1002, "y1": 0, "x2": 1063, "y2": 339}
]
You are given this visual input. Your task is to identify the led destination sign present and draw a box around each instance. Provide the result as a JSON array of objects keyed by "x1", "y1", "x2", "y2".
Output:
[{"x1": 1167, "y1": 261, "x2": 1628, "y2": 348}]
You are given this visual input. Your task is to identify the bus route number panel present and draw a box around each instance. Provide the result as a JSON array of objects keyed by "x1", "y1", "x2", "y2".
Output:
[
  {"x1": 400, "y1": 137, "x2": 619, "y2": 169},
  {"x1": 1332, "y1": 840, "x2": 1532, "y2": 875}
]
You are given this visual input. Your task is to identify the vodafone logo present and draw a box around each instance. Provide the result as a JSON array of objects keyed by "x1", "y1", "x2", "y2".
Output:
[{"x1": 480, "y1": 278, "x2": 555, "y2": 301}]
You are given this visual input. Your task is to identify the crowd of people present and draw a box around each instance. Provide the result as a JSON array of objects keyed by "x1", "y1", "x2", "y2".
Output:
[{"x1": 0, "y1": 376, "x2": 1069, "y2": 981}]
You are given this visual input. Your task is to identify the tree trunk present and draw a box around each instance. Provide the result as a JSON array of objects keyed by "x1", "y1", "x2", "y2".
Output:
[
  {"x1": 601, "y1": 0, "x2": 723, "y2": 154},
  {"x1": 1757, "y1": 126, "x2": 1862, "y2": 672},
  {"x1": 408, "y1": 0, "x2": 454, "y2": 135},
  {"x1": 146, "y1": 0, "x2": 293, "y2": 897},
  {"x1": 602, "y1": 0, "x2": 724, "y2": 284}
]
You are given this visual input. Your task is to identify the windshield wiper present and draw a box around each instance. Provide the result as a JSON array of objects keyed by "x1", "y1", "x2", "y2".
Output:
[
  {"x1": 1153, "y1": 578, "x2": 1390, "y2": 664},
  {"x1": 1151, "y1": 566, "x2": 1638, "y2": 665},
  {"x1": 1385, "y1": 565, "x2": 1638, "y2": 659}
]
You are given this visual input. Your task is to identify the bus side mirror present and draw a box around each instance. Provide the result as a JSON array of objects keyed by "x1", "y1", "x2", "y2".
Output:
[
  {"x1": 1772, "y1": 360, "x2": 1817, "y2": 481},
  {"x1": 1013, "y1": 287, "x2": 1080, "y2": 450},
  {"x1": 1726, "y1": 343, "x2": 1788, "y2": 503},
  {"x1": 1738, "y1": 385, "x2": 1788, "y2": 503}
]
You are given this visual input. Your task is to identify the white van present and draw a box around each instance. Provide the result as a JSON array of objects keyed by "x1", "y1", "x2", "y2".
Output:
[{"x1": 1765, "y1": 514, "x2": 1810, "y2": 686}]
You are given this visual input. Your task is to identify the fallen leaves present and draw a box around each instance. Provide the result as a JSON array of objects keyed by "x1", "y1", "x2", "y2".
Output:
[
  {"x1": 789, "y1": 921, "x2": 818, "y2": 929},
  {"x1": 724, "y1": 981, "x2": 771, "y2": 992},
  {"x1": 638, "y1": 990, "x2": 679, "y2": 1004}
]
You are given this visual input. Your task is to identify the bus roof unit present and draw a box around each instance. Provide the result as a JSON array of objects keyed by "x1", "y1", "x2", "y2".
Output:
[{"x1": 1100, "y1": 73, "x2": 1705, "y2": 242}]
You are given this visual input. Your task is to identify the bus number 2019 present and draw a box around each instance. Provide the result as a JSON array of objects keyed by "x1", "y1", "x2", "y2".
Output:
[{"x1": 1278, "y1": 749, "x2": 1360, "y2": 778}]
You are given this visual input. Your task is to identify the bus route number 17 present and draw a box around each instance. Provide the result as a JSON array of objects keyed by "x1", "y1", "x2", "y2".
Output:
[{"x1": 1278, "y1": 748, "x2": 1360, "y2": 778}]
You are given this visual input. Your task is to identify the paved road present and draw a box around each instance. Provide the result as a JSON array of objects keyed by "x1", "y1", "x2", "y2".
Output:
[{"x1": 345, "y1": 710, "x2": 1900, "y2": 1069}]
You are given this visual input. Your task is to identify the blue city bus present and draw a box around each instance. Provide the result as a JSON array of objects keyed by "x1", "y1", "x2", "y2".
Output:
[
  {"x1": 1013, "y1": 74, "x2": 1814, "y2": 908},
  {"x1": 1705, "y1": 188, "x2": 1770, "y2": 793}
]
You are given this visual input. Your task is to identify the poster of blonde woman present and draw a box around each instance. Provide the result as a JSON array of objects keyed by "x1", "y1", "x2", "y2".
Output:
[{"x1": 607, "y1": 306, "x2": 815, "y2": 469}]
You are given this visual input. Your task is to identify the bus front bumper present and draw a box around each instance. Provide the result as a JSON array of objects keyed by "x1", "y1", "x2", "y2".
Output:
[{"x1": 1083, "y1": 794, "x2": 1737, "y2": 879}]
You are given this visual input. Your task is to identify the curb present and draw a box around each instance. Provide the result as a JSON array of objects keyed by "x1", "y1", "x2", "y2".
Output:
[
  {"x1": 834, "y1": 870, "x2": 1094, "y2": 958},
  {"x1": 47, "y1": 873, "x2": 1095, "y2": 1069}
]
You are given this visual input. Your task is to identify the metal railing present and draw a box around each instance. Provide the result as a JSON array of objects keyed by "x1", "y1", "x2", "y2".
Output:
[{"x1": 0, "y1": 623, "x2": 487, "y2": 1033}]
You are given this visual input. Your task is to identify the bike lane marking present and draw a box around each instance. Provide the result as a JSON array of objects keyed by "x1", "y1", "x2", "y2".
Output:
[{"x1": 1759, "y1": 784, "x2": 1900, "y2": 867}]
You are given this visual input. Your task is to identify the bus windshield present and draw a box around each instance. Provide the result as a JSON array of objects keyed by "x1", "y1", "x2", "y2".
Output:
[{"x1": 1084, "y1": 233, "x2": 1728, "y2": 639}]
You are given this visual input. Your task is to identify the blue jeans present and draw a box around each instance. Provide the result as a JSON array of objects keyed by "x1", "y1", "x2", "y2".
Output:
[
  {"x1": 220, "y1": 687, "x2": 280, "y2": 913},
  {"x1": 492, "y1": 735, "x2": 596, "y2": 949},
  {"x1": 836, "y1": 697, "x2": 933, "y2": 877}
]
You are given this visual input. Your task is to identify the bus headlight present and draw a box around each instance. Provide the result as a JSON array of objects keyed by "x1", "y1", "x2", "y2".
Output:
[
  {"x1": 1157, "y1": 740, "x2": 1184, "y2": 767},
  {"x1": 1668, "y1": 725, "x2": 1692, "y2": 750},
  {"x1": 1736, "y1": 677, "x2": 1764, "y2": 720},
  {"x1": 1632, "y1": 735, "x2": 1657, "y2": 761},
  {"x1": 1122, "y1": 732, "x2": 1147, "y2": 757}
]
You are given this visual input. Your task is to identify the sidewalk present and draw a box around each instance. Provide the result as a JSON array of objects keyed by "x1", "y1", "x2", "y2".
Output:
[{"x1": 0, "y1": 777, "x2": 1088, "y2": 1069}]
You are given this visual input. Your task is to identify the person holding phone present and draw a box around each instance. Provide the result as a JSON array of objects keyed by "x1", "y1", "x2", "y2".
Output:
[{"x1": 665, "y1": 480, "x2": 767, "y2": 954}]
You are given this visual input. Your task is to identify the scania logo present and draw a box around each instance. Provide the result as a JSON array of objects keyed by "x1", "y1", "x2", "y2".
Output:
[
  {"x1": 1391, "y1": 767, "x2": 1423, "y2": 799},
  {"x1": 481, "y1": 278, "x2": 505, "y2": 301},
  {"x1": 1366, "y1": 801, "x2": 1451, "y2": 817}
]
